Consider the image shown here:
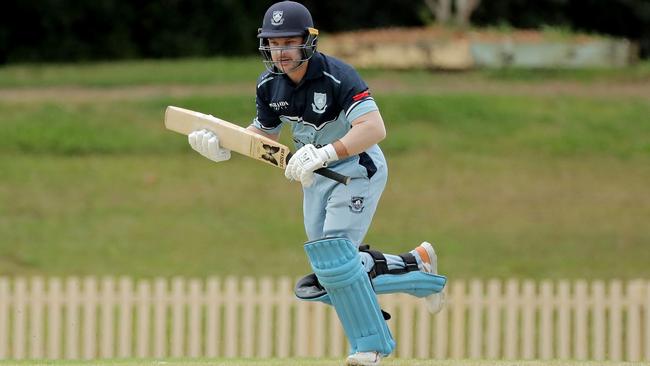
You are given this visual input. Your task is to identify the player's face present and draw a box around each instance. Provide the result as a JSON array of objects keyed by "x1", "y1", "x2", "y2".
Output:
[{"x1": 268, "y1": 37, "x2": 304, "y2": 72}]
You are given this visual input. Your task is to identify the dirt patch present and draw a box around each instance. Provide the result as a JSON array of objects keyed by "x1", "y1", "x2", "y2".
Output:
[
  {"x1": 366, "y1": 77, "x2": 650, "y2": 100},
  {"x1": 324, "y1": 26, "x2": 602, "y2": 44},
  {"x1": 0, "y1": 84, "x2": 253, "y2": 103},
  {"x1": 1, "y1": 78, "x2": 649, "y2": 103}
]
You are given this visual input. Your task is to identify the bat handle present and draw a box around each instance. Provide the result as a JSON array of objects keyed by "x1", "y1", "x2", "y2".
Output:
[
  {"x1": 314, "y1": 167, "x2": 351, "y2": 185},
  {"x1": 286, "y1": 152, "x2": 351, "y2": 185}
]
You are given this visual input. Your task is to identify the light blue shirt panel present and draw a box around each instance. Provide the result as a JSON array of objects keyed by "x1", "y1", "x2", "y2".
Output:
[
  {"x1": 281, "y1": 99, "x2": 379, "y2": 150},
  {"x1": 346, "y1": 99, "x2": 379, "y2": 123}
]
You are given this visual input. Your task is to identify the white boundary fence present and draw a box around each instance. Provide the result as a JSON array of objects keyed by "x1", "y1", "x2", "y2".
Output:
[{"x1": 0, "y1": 277, "x2": 648, "y2": 361}]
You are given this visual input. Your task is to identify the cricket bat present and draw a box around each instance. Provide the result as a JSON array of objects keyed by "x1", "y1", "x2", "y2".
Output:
[{"x1": 164, "y1": 106, "x2": 350, "y2": 185}]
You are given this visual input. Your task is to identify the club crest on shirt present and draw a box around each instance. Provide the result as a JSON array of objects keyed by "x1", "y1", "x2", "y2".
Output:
[
  {"x1": 271, "y1": 11, "x2": 284, "y2": 26},
  {"x1": 312, "y1": 92, "x2": 327, "y2": 114},
  {"x1": 349, "y1": 196, "x2": 365, "y2": 213}
]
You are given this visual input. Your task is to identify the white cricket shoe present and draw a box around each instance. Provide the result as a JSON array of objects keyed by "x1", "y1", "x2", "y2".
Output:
[
  {"x1": 346, "y1": 351, "x2": 382, "y2": 366},
  {"x1": 415, "y1": 241, "x2": 445, "y2": 314}
]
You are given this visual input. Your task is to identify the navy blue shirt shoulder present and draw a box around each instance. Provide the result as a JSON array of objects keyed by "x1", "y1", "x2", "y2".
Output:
[{"x1": 252, "y1": 52, "x2": 378, "y2": 147}]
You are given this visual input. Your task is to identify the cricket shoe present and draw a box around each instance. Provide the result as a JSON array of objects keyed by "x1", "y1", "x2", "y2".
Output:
[
  {"x1": 414, "y1": 241, "x2": 445, "y2": 314},
  {"x1": 346, "y1": 351, "x2": 382, "y2": 366}
]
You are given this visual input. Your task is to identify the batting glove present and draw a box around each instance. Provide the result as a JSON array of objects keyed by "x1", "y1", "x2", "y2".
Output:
[
  {"x1": 285, "y1": 144, "x2": 338, "y2": 187},
  {"x1": 188, "y1": 129, "x2": 231, "y2": 163}
]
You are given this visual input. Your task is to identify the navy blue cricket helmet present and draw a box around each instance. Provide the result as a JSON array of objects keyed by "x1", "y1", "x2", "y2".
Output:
[{"x1": 257, "y1": 1, "x2": 319, "y2": 74}]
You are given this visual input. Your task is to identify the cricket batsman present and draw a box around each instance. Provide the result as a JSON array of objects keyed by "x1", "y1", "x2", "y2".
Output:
[{"x1": 187, "y1": 2, "x2": 447, "y2": 365}]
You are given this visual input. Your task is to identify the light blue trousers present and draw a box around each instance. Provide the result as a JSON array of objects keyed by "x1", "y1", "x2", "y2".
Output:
[{"x1": 302, "y1": 148, "x2": 423, "y2": 271}]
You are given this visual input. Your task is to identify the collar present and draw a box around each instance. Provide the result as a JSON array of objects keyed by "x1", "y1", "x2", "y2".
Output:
[{"x1": 303, "y1": 51, "x2": 325, "y2": 81}]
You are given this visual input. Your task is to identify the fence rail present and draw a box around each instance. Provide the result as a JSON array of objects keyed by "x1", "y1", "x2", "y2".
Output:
[{"x1": 0, "y1": 277, "x2": 648, "y2": 361}]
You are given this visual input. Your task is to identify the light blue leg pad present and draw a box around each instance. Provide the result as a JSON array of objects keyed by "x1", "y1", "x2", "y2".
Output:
[
  {"x1": 296, "y1": 270, "x2": 447, "y2": 305},
  {"x1": 304, "y1": 237, "x2": 395, "y2": 356},
  {"x1": 374, "y1": 271, "x2": 446, "y2": 296}
]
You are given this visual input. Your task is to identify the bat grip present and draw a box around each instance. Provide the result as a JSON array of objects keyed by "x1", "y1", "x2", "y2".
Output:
[
  {"x1": 314, "y1": 167, "x2": 351, "y2": 185},
  {"x1": 286, "y1": 153, "x2": 351, "y2": 185}
]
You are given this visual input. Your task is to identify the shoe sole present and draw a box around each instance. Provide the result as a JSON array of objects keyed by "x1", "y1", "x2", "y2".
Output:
[{"x1": 346, "y1": 357, "x2": 381, "y2": 366}]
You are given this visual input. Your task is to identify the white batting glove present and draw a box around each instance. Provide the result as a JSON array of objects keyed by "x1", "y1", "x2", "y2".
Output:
[
  {"x1": 285, "y1": 144, "x2": 338, "y2": 187},
  {"x1": 188, "y1": 129, "x2": 231, "y2": 163}
]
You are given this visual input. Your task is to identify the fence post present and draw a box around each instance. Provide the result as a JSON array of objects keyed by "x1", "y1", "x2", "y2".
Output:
[
  {"x1": 30, "y1": 277, "x2": 45, "y2": 359},
  {"x1": 99, "y1": 277, "x2": 115, "y2": 359},
  {"x1": 539, "y1": 280, "x2": 553, "y2": 359},
  {"x1": 64, "y1": 277, "x2": 80, "y2": 359},
  {"x1": 223, "y1": 276, "x2": 239, "y2": 357},
  {"x1": 276, "y1": 277, "x2": 292, "y2": 357},
  {"x1": 626, "y1": 280, "x2": 643, "y2": 361},
  {"x1": 188, "y1": 278, "x2": 203, "y2": 358},
  {"x1": 415, "y1": 295, "x2": 431, "y2": 359},
  {"x1": 257, "y1": 277, "x2": 273, "y2": 358},
  {"x1": 47, "y1": 278, "x2": 63, "y2": 359},
  {"x1": 557, "y1": 281, "x2": 570, "y2": 359},
  {"x1": 450, "y1": 280, "x2": 466, "y2": 359},
  {"x1": 135, "y1": 279, "x2": 151, "y2": 358},
  {"x1": 117, "y1": 277, "x2": 134, "y2": 358},
  {"x1": 504, "y1": 279, "x2": 519, "y2": 359},
  {"x1": 643, "y1": 281, "x2": 650, "y2": 362},
  {"x1": 0, "y1": 278, "x2": 8, "y2": 359},
  {"x1": 81, "y1": 277, "x2": 98, "y2": 360},
  {"x1": 153, "y1": 278, "x2": 168, "y2": 358},
  {"x1": 398, "y1": 294, "x2": 416, "y2": 358},
  {"x1": 521, "y1": 280, "x2": 536, "y2": 359},
  {"x1": 171, "y1": 277, "x2": 186, "y2": 358},
  {"x1": 434, "y1": 294, "x2": 449, "y2": 359},
  {"x1": 574, "y1": 280, "x2": 588, "y2": 360},
  {"x1": 205, "y1": 277, "x2": 221, "y2": 358},
  {"x1": 294, "y1": 280, "x2": 310, "y2": 358},
  {"x1": 592, "y1": 280, "x2": 606, "y2": 361},
  {"x1": 468, "y1": 279, "x2": 483, "y2": 359},
  {"x1": 485, "y1": 279, "x2": 501, "y2": 359},
  {"x1": 609, "y1": 280, "x2": 623, "y2": 361},
  {"x1": 312, "y1": 299, "x2": 327, "y2": 357},
  {"x1": 13, "y1": 278, "x2": 27, "y2": 359},
  {"x1": 241, "y1": 277, "x2": 256, "y2": 358}
]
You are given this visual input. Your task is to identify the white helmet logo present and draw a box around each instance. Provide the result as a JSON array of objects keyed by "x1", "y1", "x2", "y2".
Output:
[{"x1": 271, "y1": 11, "x2": 284, "y2": 26}]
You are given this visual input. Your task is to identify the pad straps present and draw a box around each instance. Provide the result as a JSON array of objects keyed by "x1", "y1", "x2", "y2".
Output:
[{"x1": 358, "y1": 245, "x2": 419, "y2": 278}]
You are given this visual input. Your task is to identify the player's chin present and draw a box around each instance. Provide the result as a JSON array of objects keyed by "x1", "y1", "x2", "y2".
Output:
[{"x1": 277, "y1": 60, "x2": 299, "y2": 73}]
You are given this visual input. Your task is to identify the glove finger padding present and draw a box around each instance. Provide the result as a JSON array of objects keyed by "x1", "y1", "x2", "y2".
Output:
[
  {"x1": 188, "y1": 131, "x2": 200, "y2": 150},
  {"x1": 300, "y1": 170, "x2": 315, "y2": 187},
  {"x1": 188, "y1": 129, "x2": 230, "y2": 162},
  {"x1": 200, "y1": 130, "x2": 211, "y2": 156},
  {"x1": 284, "y1": 159, "x2": 295, "y2": 180},
  {"x1": 208, "y1": 136, "x2": 220, "y2": 157},
  {"x1": 209, "y1": 136, "x2": 230, "y2": 161}
]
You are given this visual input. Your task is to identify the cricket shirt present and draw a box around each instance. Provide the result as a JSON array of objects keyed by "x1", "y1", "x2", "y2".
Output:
[{"x1": 251, "y1": 51, "x2": 383, "y2": 179}]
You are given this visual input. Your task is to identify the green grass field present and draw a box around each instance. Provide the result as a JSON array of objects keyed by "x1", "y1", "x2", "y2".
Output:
[
  {"x1": 0, "y1": 58, "x2": 649, "y2": 280},
  {"x1": 0, "y1": 359, "x2": 647, "y2": 366}
]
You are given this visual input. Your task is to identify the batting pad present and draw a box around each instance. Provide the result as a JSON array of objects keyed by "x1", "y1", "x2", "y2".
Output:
[
  {"x1": 304, "y1": 237, "x2": 395, "y2": 356},
  {"x1": 295, "y1": 271, "x2": 447, "y2": 304}
]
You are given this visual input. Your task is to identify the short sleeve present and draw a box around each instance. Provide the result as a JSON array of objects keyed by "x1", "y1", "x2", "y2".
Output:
[
  {"x1": 337, "y1": 67, "x2": 379, "y2": 122},
  {"x1": 251, "y1": 77, "x2": 283, "y2": 134}
]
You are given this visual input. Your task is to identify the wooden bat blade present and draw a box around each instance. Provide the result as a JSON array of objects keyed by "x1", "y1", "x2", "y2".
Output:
[
  {"x1": 164, "y1": 105, "x2": 350, "y2": 185},
  {"x1": 165, "y1": 105, "x2": 289, "y2": 169}
]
